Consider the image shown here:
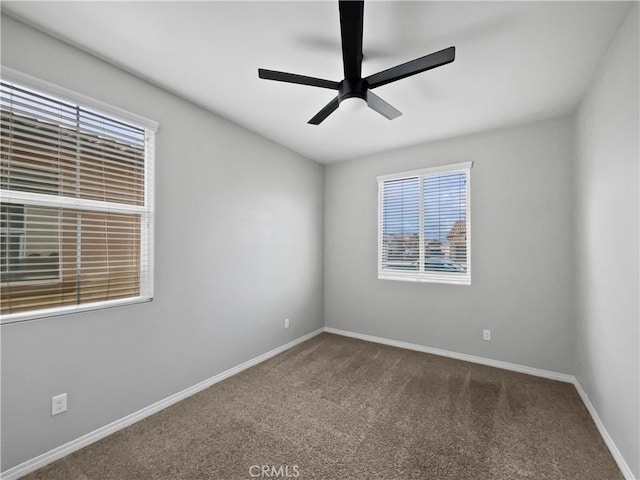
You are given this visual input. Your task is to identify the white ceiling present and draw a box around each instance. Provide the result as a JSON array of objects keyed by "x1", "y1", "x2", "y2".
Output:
[{"x1": 2, "y1": 1, "x2": 633, "y2": 164}]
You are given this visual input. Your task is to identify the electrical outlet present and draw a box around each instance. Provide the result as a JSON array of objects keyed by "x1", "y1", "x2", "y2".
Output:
[
  {"x1": 284, "y1": 318, "x2": 290, "y2": 329},
  {"x1": 483, "y1": 330, "x2": 491, "y2": 341},
  {"x1": 51, "y1": 393, "x2": 67, "y2": 415}
]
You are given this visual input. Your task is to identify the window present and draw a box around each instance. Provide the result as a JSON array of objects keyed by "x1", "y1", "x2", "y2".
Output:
[
  {"x1": 0, "y1": 69, "x2": 157, "y2": 323},
  {"x1": 378, "y1": 162, "x2": 472, "y2": 285}
]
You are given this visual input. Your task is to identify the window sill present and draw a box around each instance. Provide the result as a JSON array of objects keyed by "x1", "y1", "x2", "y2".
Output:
[{"x1": 378, "y1": 272, "x2": 471, "y2": 286}]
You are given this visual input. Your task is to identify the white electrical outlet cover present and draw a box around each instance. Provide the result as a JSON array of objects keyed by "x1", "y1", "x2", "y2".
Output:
[{"x1": 52, "y1": 393, "x2": 67, "y2": 415}]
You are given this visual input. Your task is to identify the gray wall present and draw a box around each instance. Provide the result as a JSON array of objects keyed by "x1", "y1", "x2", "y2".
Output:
[
  {"x1": 325, "y1": 117, "x2": 575, "y2": 374},
  {"x1": 0, "y1": 15, "x2": 324, "y2": 471},
  {"x1": 574, "y1": 5, "x2": 639, "y2": 477}
]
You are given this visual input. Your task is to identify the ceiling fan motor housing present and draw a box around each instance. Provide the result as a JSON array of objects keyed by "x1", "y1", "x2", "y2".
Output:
[{"x1": 338, "y1": 78, "x2": 368, "y2": 103}]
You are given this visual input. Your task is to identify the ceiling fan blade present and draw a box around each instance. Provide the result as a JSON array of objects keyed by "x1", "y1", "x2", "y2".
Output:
[
  {"x1": 308, "y1": 96, "x2": 340, "y2": 125},
  {"x1": 258, "y1": 69, "x2": 339, "y2": 90},
  {"x1": 365, "y1": 46, "x2": 455, "y2": 89},
  {"x1": 338, "y1": 0, "x2": 364, "y2": 79},
  {"x1": 366, "y1": 90, "x2": 402, "y2": 120}
]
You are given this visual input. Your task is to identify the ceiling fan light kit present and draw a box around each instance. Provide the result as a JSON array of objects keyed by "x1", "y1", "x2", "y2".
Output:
[{"x1": 258, "y1": 0, "x2": 456, "y2": 125}]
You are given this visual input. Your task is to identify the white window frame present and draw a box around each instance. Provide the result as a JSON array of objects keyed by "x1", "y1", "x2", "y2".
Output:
[
  {"x1": 0, "y1": 67, "x2": 158, "y2": 324},
  {"x1": 377, "y1": 161, "x2": 472, "y2": 285}
]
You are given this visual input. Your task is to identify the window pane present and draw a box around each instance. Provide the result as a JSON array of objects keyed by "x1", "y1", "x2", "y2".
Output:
[
  {"x1": 1, "y1": 203, "x2": 59, "y2": 283},
  {"x1": 0, "y1": 206, "x2": 143, "y2": 314},
  {"x1": 77, "y1": 108, "x2": 145, "y2": 205},
  {"x1": 78, "y1": 211, "x2": 141, "y2": 303},
  {"x1": 381, "y1": 177, "x2": 420, "y2": 271},
  {"x1": 423, "y1": 172, "x2": 467, "y2": 273},
  {"x1": 1, "y1": 84, "x2": 145, "y2": 206}
]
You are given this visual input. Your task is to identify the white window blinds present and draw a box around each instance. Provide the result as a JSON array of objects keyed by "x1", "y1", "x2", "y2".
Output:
[
  {"x1": 0, "y1": 71, "x2": 156, "y2": 323},
  {"x1": 378, "y1": 162, "x2": 472, "y2": 285}
]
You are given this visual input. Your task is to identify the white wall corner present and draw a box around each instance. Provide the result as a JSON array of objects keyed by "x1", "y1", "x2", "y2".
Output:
[{"x1": 572, "y1": 381, "x2": 637, "y2": 480}]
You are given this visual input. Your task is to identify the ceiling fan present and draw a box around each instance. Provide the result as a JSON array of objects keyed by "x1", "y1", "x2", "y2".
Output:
[{"x1": 258, "y1": 0, "x2": 456, "y2": 125}]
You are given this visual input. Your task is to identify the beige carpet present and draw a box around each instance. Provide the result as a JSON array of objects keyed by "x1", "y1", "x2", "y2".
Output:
[{"x1": 23, "y1": 333, "x2": 622, "y2": 479}]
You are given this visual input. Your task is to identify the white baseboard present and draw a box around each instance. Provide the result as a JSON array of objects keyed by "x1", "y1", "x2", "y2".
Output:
[
  {"x1": 323, "y1": 327, "x2": 574, "y2": 383},
  {"x1": 324, "y1": 326, "x2": 636, "y2": 480},
  {"x1": 0, "y1": 328, "x2": 324, "y2": 480},
  {"x1": 573, "y1": 381, "x2": 636, "y2": 480}
]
